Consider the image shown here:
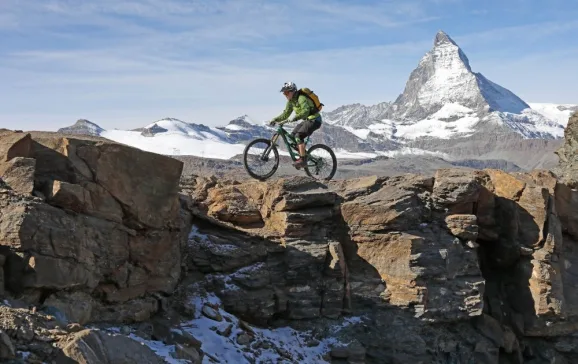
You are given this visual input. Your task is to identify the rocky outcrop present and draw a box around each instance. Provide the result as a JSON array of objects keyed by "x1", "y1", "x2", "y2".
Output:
[
  {"x1": 555, "y1": 111, "x2": 578, "y2": 187},
  {"x1": 177, "y1": 166, "x2": 578, "y2": 363},
  {"x1": 0, "y1": 130, "x2": 191, "y2": 326},
  {"x1": 181, "y1": 176, "x2": 347, "y2": 324},
  {"x1": 331, "y1": 172, "x2": 485, "y2": 322},
  {"x1": 4, "y1": 126, "x2": 578, "y2": 363}
]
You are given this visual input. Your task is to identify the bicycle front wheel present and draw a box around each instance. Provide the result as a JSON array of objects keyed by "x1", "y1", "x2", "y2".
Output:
[
  {"x1": 304, "y1": 144, "x2": 337, "y2": 181},
  {"x1": 243, "y1": 138, "x2": 279, "y2": 181}
]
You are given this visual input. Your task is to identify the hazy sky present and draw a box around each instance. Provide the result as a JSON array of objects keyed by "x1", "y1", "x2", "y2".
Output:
[{"x1": 1, "y1": 0, "x2": 577, "y2": 131}]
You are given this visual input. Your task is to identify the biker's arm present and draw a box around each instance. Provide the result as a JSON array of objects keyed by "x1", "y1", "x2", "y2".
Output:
[
  {"x1": 271, "y1": 100, "x2": 292, "y2": 123},
  {"x1": 292, "y1": 95, "x2": 312, "y2": 121}
]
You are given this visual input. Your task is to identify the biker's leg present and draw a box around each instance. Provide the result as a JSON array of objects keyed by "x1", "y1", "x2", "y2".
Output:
[
  {"x1": 292, "y1": 133, "x2": 308, "y2": 169},
  {"x1": 291, "y1": 122, "x2": 305, "y2": 147},
  {"x1": 290, "y1": 121, "x2": 307, "y2": 168},
  {"x1": 297, "y1": 143, "x2": 306, "y2": 158},
  {"x1": 294, "y1": 118, "x2": 321, "y2": 168}
]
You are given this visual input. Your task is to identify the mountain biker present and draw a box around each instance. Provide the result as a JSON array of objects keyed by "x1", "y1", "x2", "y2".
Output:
[{"x1": 268, "y1": 82, "x2": 322, "y2": 169}]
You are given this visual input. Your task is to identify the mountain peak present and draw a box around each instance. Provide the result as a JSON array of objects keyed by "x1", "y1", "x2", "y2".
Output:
[
  {"x1": 434, "y1": 30, "x2": 456, "y2": 47},
  {"x1": 387, "y1": 30, "x2": 529, "y2": 123},
  {"x1": 58, "y1": 119, "x2": 104, "y2": 136}
]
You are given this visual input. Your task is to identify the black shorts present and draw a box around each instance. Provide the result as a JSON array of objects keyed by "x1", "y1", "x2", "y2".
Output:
[{"x1": 292, "y1": 117, "x2": 322, "y2": 141}]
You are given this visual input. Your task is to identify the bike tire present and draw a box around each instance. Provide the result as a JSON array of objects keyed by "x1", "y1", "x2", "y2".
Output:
[
  {"x1": 243, "y1": 138, "x2": 280, "y2": 181},
  {"x1": 304, "y1": 144, "x2": 337, "y2": 181}
]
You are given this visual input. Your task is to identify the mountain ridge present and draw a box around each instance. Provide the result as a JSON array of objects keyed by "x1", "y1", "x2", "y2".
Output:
[{"x1": 56, "y1": 30, "x2": 577, "y2": 171}]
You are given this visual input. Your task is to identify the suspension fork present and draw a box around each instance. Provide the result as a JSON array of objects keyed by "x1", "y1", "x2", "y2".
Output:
[{"x1": 261, "y1": 133, "x2": 279, "y2": 160}]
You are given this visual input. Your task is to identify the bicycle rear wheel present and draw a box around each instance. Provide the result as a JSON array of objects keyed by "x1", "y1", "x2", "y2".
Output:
[
  {"x1": 304, "y1": 144, "x2": 337, "y2": 181},
  {"x1": 243, "y1": 138, "x2": 279, "y2": 180}
]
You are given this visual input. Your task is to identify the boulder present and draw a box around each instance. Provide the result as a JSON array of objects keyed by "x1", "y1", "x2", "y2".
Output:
[
  {"x1": 58, "y1": 329, "x2": 164, "y2": 363},
  {"x1": 0, "y1": 131, "x2": 190, "y2": 325}
]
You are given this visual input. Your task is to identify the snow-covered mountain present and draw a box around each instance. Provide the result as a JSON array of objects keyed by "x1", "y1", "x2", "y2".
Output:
[
  {"x1": 137, "y1": 117, "x2": 229, "y2": 141},
  {"x1": 326, "y1": 31, "x2": 565, "y2": 141},
  {"x1": 56, "y1": 30, "x2": 577, "y2": 170},
  {"x1": 323, "y1": 102, "x2": 391, "y2": 128},
  {"x1": 57, "y1": 119, "x2": 104, "y2": 136},
  {"x1": 80, "y1": 116, "x2": 381, "y2": 160},
  {"x1": 391, "y1": 31, "x2": 530, "y2": 120}
]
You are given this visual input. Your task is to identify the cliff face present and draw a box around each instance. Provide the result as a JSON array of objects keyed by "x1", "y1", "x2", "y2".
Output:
[
  {"x1": 1, "y1": 128, "x2": 578, "y2": 363},
  {"x1": 180, "y1": 167, "x2": 578, "y2": 363},
  {"x1": 555, "y1": 111, "x2": 578, "y2": 187}
]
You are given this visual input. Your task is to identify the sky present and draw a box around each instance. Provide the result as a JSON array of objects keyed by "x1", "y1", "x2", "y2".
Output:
[{"x1": 1, "y1": 0, "x2": 578, "y2": 131}]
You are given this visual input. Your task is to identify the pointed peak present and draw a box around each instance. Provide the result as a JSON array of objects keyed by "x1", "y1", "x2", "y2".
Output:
[
  {"x1": 58, "y1": 119, "x2": 104, "y2": 136},
  {"x1": 75, "y1": 118, "x2": 98, "y2": 126},
  {"x1": 434, "y1": 30, "x2": 457, "y2": 47}
]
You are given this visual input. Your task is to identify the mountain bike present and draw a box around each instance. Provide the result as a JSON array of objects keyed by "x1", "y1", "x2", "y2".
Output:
[{"x1": 242, "y1": 122, "x2": 337, "y2": 181}]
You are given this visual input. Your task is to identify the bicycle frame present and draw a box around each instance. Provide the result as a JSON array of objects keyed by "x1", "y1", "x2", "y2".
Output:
[{"x1": 261, "y1": 124, "x2": 309, "y2": 161}]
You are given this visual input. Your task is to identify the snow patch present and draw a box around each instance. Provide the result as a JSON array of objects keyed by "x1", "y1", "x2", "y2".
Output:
[
  {"x1": 144, "y1": 118, "x2": 194, "y2": 134},
  {"x1": 188, "y1": 225, "x2": 240, "y2": 255},
  {"x1": 224, "y1": 124, "x2": 245, "y2": 131},
  {"x1": 487, "y1": 110, "x2": 565, "y2": 139},
  {"x1": 430, "y1": 103, "x2": 473, "y2": 119},
  {"x1": 380, "y1": 147, "x2": 451, "y2": 159},
  {"x1": 101, "y1": 128, "x2": 385, "y2": 161},
  {"x1": 101, "y1": 130, "x2": 247, "y2": 158},
  {"x1": 179, "y1": 292, "x2": 362, "y2": 364},
  {"x1": 342, "y1": 126, "x2": 371, "y2": 139},
  {"x1": 17, "y1": 351, "x2": 32, "y2": 360},
  {"x1": 529, "y1": 102, "x2": 578, "y2": 127},
  {"x1": 331, "y1": 149, "x2": 379, "y2": 159},
  {"x1": 395, "y1": 115, "x2": 480, "y2": 139}
]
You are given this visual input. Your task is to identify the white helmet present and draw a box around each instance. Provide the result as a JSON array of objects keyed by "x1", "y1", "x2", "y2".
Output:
[{"x1": 280, "y1": 81, "x2": 297, "y2": 92}]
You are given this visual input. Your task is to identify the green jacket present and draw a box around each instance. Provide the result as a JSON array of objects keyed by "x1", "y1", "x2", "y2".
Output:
[{"x1": 271, "y1": 92, "x2": 321, "y2": 123}]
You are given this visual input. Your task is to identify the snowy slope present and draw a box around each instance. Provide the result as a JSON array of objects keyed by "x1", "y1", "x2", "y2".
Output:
[
  {"x1": 102, "y1": 129, "x2": 248, "y2": 158},
  {"x1": 141, "y1": 118, "x2": 229, "y2": 141},
  {"x1": 102, "y1": 123, "x2": 381, "y2": 160},
  {"x1": 529, "y1": 103, "x2": 578, "y2": 127},
  {"x1": 104, "y1": 292, "x2": 362, "y2": 364},
  {"x1": 498, "y1": 109, "x2": 565, "y2": 138}
]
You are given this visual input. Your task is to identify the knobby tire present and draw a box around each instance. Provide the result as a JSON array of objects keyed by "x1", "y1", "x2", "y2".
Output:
[
  {"x1": 304, "y1": 144, "x2": 337, "y2": 181},
  {"x1": 243, "y1": 138, "x2": 279, "y2": 181}
]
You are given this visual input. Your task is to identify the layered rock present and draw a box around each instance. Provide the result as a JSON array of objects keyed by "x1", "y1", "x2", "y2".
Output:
[
  {"x1": 181, "y1": 176, "x2": 348, "y2": 324},
  {"x1": 331, "y1": 172, "x2": 485, "y2": 322},
  {"x1": 0, "y1": 130, "x2": 191, "y2": 325},
  {"x1": 555, "y1": 111, "x2": 578, "y2": 187},
  {"x1": 176, "y1": 165, "x2": 578, "y2": 363}
]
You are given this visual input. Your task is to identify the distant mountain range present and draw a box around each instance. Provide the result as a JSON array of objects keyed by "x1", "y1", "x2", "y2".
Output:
[{"x1": 57, "y1": 31, "x2": 578, "y2": 171}]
